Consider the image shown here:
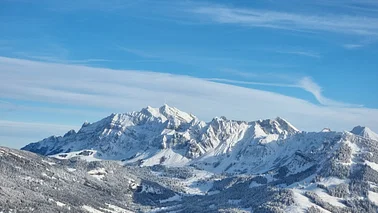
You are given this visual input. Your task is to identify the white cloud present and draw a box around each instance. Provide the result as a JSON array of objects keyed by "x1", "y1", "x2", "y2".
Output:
[
  {"x1": 275, "y1": 50, "x2": 321, "y2": 58},
  {"x1": 343, "y1": 44, "x2": 364, "y2": 49},
  {"x1": 209, "y1": 77, "x2": 361, "y2": 108},
  {"x1": 297, "y1": 77, "x2": 363, "y2": 107},
  {"x1": 0, "y1": 56, "x2": 377, "y2": 148},
  {"x1": 207, "y1": 78, "x2": 298, "y2": 88},
  {"x1": 118, "y1": 46, "x2": 158, "y2": 58},
  {"x1": 193, "y1": 5, "x2": 378, "y2": 36}
]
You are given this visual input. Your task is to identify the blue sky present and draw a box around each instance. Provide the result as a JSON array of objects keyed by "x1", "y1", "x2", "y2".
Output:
[{"x1": 1, "y1": 0, "x2": 378, "y2": 148}]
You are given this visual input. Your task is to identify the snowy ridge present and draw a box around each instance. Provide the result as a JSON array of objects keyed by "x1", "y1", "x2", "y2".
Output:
[
  {"x1": 9, "y1": 105, "x2": 378, "y2": 212},
  {"x1": 22, "y1": 105, "x2": 301, "y2": 172},
  {"x1": 22, "y1": 105, "x2": 378, "y2": 176}
]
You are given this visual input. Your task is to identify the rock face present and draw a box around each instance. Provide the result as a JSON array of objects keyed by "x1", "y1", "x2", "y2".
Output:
[{"x1": 8, "y1": 105, "x2": 378, "y2": 212}]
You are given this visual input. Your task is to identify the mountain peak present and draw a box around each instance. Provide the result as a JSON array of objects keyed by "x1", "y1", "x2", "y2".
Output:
[
  {"x1": 321, "y1": 128, "x2": 332, "y2": 132},
  {"x1": 159, "y1": 103, "x2": 171, "y2": 110},
  {"x1": 350, "y1": 125, "x2": 378, "y2": 141},
  {"x1": 255, "y1": 117, "x2": 299, "y2": 136},
  {"x1": 159, "y1": 104, "x2": 195, "y2": 123},
  {"x1": 141, "y1": 105, "x2": 162, "y2": 118},
  {"x1": 81, "y1": 121, "x2": 90, "y2": 128},
  {"x1": 275, "y1": 117, "x2": 300, "y2": 132},
  {"x1": 140, "y1": 105, "x2": 196, "y2": 125},
  {"x1": 158, "y1": 104, "x2": 178, "y2": 115},
  {"x1": 63, "y1": 129, "x2": 76, "y2": 137}
]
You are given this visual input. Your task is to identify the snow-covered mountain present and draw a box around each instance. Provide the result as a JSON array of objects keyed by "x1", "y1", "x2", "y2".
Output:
[
  {"x1": 15, "y1": 105, "x2": 378, "y2": 212},
  {"x1": 22, "y1": 105, "x2": 300, "y2": 169},
  {"x1": 351, "y1": 125, "x2": 378, "y2": 141}
]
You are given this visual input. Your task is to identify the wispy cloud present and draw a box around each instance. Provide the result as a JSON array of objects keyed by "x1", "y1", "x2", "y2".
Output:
[
  {"x1": 297, "y1": 77, "x2": 362, "y2": 107},
  {"x1": 13, "y1": 47, "x2": 112, "y2": 65},
  {"x1": 342, "y1": 37, "x2": 376, "y2": 49},
  {"x1": 209, "y1": 77, "x2": 361, "y2": 108},
  {"x1": 192, "y1": 5, "x2": 378, "y2": 36},
  {"x1": 208, "y1": 78, "x2": 298, "y2": 88},
  {"x1": 23, "y1": 55, "x2": 112, "y2": 64},
  {"x1": 45, "y1": 0, "x2": 138, "y2": 12},
  {"x1": 343, "y1": 44, "x2": 364, "y2": 49},
  {"x1": 118, "y1": 46, "x2": 158, "y2": 58},
  {"x1": 8, "y1": 41, "x2": 102, "y2": 65},
  {"x1": 275, "y1": 50, "x2": 321, "y2": 58}
]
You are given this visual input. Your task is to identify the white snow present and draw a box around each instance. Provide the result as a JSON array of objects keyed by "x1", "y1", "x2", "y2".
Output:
[
  {"x1": 141, "y1": 148, "x2": 190, "y2": 167},
  {"x1": 50, "y1": 150, "x2": 101, "y2": 162},
  {"x1": 88, "y1": 168, "x2": 107, "y2": 180},
  {"x1": 149, "y1": 205, "x2": 182, "y2": 213},
  {"x1": 317, "y1": 177, "x2": 347, "y2": 187},
  {"x1": 290, "y1": 189, "x2": 331, "y2": 213},
  {"x1": 368, "y1": 191, "x2": 378, "y2": 205},
  {"x1": 56, "y1": 201, "x2": 66, "y2": 207},
  {"x1": 48, "y1": 198, "x2": 68, "y2": 209},
  {"x1": 159, "y1": 194, "x2": 182, "y2": 203},
  {"x1": 312, "y1": 188, "x2": 346, "y2": 208},
  {"x1": 100, "y1": 204, "x2": 133, "y2": 213},
  {"x1": 180, "y1": 169, "x2": 214, "y2": 195},
  {"x1": 365, "y1": 161, "x2": 378, "y2": 172},
  {"x1": 82, "y1": 205, "x2": 104, "y2": 213},
  {"x1": 66, "y1": 168, "x2": 76, "y2": 172},
  {"x1": 42, "y1": 159, "x2": 56, "y2": 165},
  {"x1": 351, "y1": 126, "x2": 378, "y2": 141}
]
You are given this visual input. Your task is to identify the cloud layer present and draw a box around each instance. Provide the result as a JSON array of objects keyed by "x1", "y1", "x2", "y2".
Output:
[
  {"x1": 193, "y1": 5, "x2": 378, "y2": 36},
  {"x1": 0, "y1": 57, "x2": 377, "y2": 148}
]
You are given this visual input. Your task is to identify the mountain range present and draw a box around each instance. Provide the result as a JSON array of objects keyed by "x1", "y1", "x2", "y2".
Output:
[{"x1": 1, "y1": 105, "x2": 378, "y2": 212}]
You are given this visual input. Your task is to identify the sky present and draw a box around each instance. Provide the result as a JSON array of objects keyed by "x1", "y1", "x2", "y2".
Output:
[{"x1": 0, "y1": 0, "x2": 378, "y2": 148}]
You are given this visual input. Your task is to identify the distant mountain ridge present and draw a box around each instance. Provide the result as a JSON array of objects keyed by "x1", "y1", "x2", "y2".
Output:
[
  {"x1": 22, "y1": 105, "x2": 301, "y2": 170},
  {"x1": 8, "y1": 105, "x2": 378, "y2": 212},
  {"x1": 22, "y1": 105, "x2": 378, "y2": 174}
]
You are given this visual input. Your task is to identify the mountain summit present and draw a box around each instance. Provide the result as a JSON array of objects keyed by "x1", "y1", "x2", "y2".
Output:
[{"x1": 350, "y1": 125, "x2": 378, "y2": 141}]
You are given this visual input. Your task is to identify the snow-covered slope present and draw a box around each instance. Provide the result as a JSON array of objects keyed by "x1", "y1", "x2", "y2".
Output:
[{"x1": 351, "y1": 125, "x2": 378, "y2": 141}]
